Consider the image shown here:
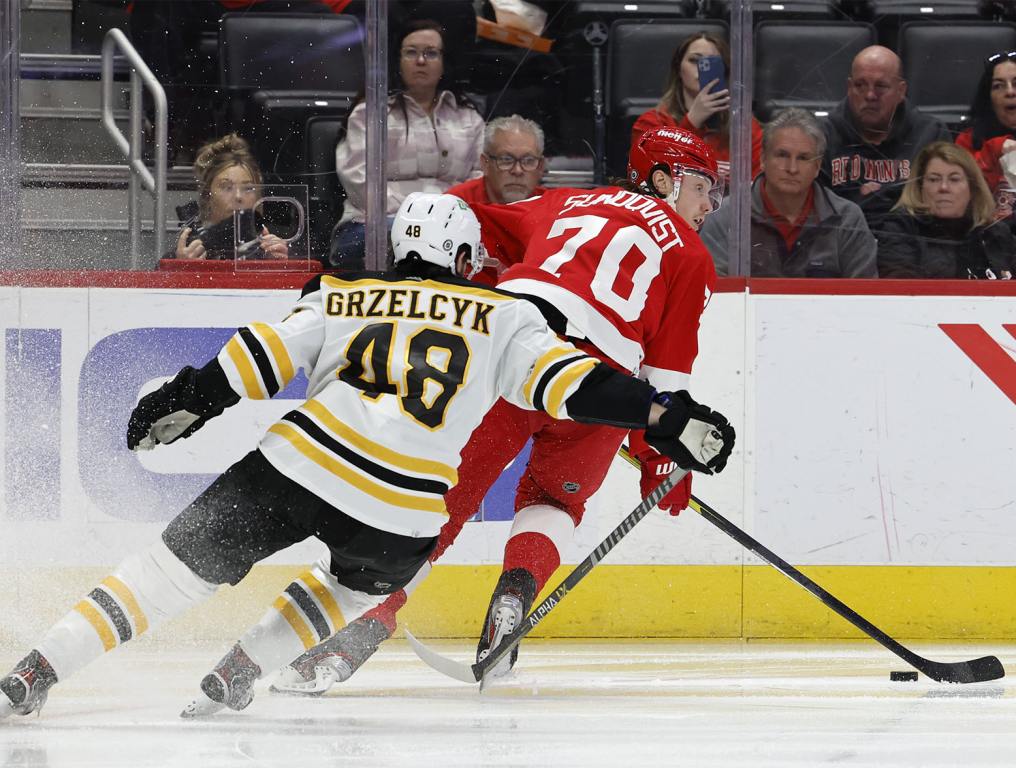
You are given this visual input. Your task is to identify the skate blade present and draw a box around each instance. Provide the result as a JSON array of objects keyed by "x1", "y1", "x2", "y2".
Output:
[
  {"x1": 180, "y1": 690, "x2": 226, "y2": 719},
  {"x1": 268, "y1": 665, "x2": 337, "y2": 697}
]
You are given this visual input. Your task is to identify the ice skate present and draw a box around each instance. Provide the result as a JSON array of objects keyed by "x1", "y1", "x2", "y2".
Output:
[
  {"x1": 0, "y1": 650, "x2": 57, "y2": 720},
  {"x1": 476, "y1": 568, "x2": 537, "y2": 679},
  {"x1": 270, "y1": 616, "x2": 391, "y2": 696},
  {"x1": 180, "y1": 644, "x2": 260, "y2": 719}
]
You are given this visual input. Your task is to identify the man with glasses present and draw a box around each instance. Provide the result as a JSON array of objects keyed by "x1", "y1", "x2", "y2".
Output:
[
  {"x1": 820, "y1": 45, "x2": 949, "y2": 233},
  {"x1": 447, "y1": 115, "x2": 548, "y2": 284},
  {"x1": 701, "y1": 108, "x2": 876, "y2": 277}
]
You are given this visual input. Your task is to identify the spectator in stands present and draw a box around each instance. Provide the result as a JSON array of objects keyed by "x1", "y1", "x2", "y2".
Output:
[
  {"x1": 447, "y1": 114, "x2": 547, "y2": 284},
  {"x1": 820, "y1": 45, "x2": 950, "y2": 233},
  {"x1": 449, "y1": 115, "x2": 547, "y2": 206},
  {"x1": 699, "y1": 108, "x2": 876, "y2": 277},
  {"x1": 330, "y1": 18, "x2": 484, "y2": 270},
  {"x1": 631, "y1": 32, "x2": 762, "y2": 183},
  {"x1": 172, "y1": 134, "x2": 289, "y2": 261},
  {"x1": 877, "y1": 142, "x2": 1015, "y2": 279},
  {"x1": 956, "y1": 50, "x2": 1016, "y2": 195}
]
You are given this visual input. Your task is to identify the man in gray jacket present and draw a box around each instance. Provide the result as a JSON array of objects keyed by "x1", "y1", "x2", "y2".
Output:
[{"x1": 701, "y1": 107, "x2": 877, "y2": 277}]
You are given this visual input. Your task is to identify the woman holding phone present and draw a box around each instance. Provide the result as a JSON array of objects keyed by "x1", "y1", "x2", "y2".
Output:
[{"x1": 631, "y1": 33, "x2": 762, "y2": 184}]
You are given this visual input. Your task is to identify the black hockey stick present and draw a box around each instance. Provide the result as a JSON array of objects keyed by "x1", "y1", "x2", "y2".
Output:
[
  {"x1": 686, "y1": 492, "x2": 1003, "y2": 684},
  {"x1": 613, "y1": 448, "x2": 1003, "y2": 684},
  {"x1": 405, "y1": 465, "x2": 691, "y2": 686}
]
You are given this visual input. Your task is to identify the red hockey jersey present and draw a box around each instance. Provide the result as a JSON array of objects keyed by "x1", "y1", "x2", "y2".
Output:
[{"x1": 473, "y1": 187, "x2": 716, "y2": 391}]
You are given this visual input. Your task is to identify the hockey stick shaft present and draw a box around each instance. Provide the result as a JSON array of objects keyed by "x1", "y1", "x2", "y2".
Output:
[
  {"x1": 472, "y1": 465, "x2": 689, "y2": 684},
  {"x1": 615, "y1": 446, "x2": 1003, "y2": 684}
]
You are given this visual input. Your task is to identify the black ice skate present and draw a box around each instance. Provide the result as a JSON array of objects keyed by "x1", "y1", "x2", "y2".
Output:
[
  {"x1": 0, "y1": 650, "x2": 57, "y2": 719},
  {"x1": 180, "y1": 644, "x2": 260, "y2": 719},
  {"x1": 270, "y1": 616, "x2": 391, "y2": 696},
  {"x1": 476, "y1": 568, "x2": 537, "y2": 679}
]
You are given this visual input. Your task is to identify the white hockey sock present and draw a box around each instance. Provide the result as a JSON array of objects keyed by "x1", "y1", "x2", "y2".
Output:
[
  {"x1": 509, "y1": 504, "x2": 575, "y2": 553},
  {"x1": 238, "y1": 557, "x2": 387, "y2": 675},
  {"x1": 36, "y1": 540, "x2": 218, "y2": 681}
]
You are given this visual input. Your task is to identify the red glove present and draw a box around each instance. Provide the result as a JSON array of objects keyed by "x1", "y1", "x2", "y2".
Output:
[{"x1": 628, "y1": 430, "x2": 692, "y2": 515}]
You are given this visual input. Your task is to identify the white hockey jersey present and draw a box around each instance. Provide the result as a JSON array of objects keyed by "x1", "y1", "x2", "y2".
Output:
[{"x1": 216, "y1": 273, "x2": 602, "y2": 538}]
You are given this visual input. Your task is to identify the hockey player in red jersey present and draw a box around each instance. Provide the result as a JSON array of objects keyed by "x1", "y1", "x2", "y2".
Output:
[
  {"x1": 272, "y1": 126, "x2": 731, "y2": 694},
  {"x1": 0, "y1": 191, "x2": 732, "y2": 720}
]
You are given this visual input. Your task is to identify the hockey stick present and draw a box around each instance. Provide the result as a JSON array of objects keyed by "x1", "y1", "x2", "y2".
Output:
[
  {"x1": 613, "y1": 448, "x2": 1004, "y2": 684},
  {"x1": 405, "y1": 465, "x2": 691, "y2": 686}
]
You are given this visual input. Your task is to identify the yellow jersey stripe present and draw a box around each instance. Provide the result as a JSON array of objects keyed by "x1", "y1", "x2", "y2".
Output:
[
  {"x1": 302, "y1": 399, "x2": 458, "y2": 486},
  {"x1": 274, "y1": 595, "x2": 316, "y2": 650},
  {"x1": 226, "y1": 337, "x2": 265, "y2": 399},
  {"x1": 524, "y1": 346, "x2": 581, "y2": 406},
  {"x1": 75, "y1": 600, "x2": 116, "y2": 652},
  {"x1": 102, "y1": 576, "x2": 149, "y2": 636},
  {"x1": 544, "y1": 358, "x2": 598, "y2": 419},
  {"x1": 302, "y1": 571, "x2": 345, "y2": 630},
  {"x1": 252, "y1": 322, "x2": 295, "y2": 387},
  {"x1": 268, "y1": 422, "x2": 449, "y2": 515},
  {"x1": 321, "y1": 275, "x2": 515, "y2": 302}
]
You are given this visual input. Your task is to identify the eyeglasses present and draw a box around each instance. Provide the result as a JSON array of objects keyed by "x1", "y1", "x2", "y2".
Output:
[
  {"x1": 401, "y1": 47, "x2": 443, "y2": 61},
  {"x1": 986, "y1": 50, "x2": 1016, "y2": 69},
  {"x1": 214, "y1": 181, "x2": 257, "y2": 195},
  {"x1": 486, "y1": 153, "x2": 543, "y2": 172}
]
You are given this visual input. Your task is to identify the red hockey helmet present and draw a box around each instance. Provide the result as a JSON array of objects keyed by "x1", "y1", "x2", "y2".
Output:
[{"x1": 627, "y1": 127, "x2": 723, "y2": 210}]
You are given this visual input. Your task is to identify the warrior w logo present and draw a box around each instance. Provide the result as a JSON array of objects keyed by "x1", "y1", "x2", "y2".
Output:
[{"x1": 940, "y1": 324, "x2": 1016, "y2": 406}]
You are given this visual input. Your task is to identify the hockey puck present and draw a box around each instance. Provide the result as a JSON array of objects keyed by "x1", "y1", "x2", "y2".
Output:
[{"x1": 889, "y1": 670, "x2": 918, "y2": 682}]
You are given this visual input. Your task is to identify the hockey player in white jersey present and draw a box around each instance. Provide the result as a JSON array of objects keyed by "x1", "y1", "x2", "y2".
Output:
[{"x1": 0, "y1": 193, "x2": 734, "y2": 720}]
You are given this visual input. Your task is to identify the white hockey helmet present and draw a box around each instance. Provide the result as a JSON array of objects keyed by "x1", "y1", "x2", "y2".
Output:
[{"x1": 391, "y1": 192, "x2": 485, "y2": 278}]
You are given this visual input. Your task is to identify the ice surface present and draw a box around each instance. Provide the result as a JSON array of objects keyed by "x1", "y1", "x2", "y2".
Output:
[{"x1": 0, "y1": 640, "x2": 1013, "y2": 767}]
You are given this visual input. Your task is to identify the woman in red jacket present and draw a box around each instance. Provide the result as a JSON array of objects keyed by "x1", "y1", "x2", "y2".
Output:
[
  {"x1": 956, "y1": 50, "x2": 1016, "y2": 195},
  {"x1": 631, "y1": 32, "x2": 762, "y2": 185}
]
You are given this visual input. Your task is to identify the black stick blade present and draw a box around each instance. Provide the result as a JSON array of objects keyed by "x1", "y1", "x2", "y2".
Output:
[{"x1": 919, "y1": 655, "x2": 1005, "y2": 684}]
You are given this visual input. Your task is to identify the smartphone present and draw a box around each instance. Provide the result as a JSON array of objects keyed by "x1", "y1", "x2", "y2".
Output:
[{"x1": 697, "y1": 54, "x2": 727, "y2": 94}]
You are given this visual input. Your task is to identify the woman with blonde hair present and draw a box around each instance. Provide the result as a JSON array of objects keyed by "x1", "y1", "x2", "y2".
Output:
[
  {"x1": 877, "y1": 141, "x2": 1015, "y2": 279},
  {"x1": 172, "y1": 133, "x2": 288, "y2": 261},
  {"x1": 631, "y1": 32, "x2": 762, "y2": 182}
]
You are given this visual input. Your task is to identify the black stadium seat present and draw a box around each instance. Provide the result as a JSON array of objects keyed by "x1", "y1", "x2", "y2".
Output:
[
  {"x1": 857, "y1": 0, "x2": 990, "y2": 50},
  {"x1": 754, "y1": 20, "x2": 876, "y2": 121},
  {"x1": 219, "y1": 13, "x2": 364, "y2": 182},
  {"x1": 899, "y1": 21, "x2": 1016, "y2": 131},
  {"x1": 605, "y1": 18, "x2": 728, "y2": 178},
  {"x1": 303, "y1": 116, "x2": 346, "y2": 262}
]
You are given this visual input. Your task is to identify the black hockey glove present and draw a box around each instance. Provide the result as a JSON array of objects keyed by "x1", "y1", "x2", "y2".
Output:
[
  {"x1": 126, "y1": 361, "x2": 240, "y2": 451},
  {"x1": 645, "y1": 390, "x2": 735, "y2": 474}
]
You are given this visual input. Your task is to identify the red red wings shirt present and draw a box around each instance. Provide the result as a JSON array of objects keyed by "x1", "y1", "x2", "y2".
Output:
[{"x1": 473, "y1": 186, "x2": 716, "y2": 391}]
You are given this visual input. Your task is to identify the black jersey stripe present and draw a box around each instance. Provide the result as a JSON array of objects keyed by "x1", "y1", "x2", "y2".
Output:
[
  {"x1": 285, "y1": 583, "x2": 331, "y2": 642},
  {"x1": 238, "y1": 327, "x2": 279, "y2": 397},
  {"x1": 532, "y1": 356, "x2": 587, "y2": 413},
  {"x1": 88, "y1": 587, "x2": 132, "y2": 644},
  {"x1": 282, "y1": 411, "x2": 450, "y2": 497}
]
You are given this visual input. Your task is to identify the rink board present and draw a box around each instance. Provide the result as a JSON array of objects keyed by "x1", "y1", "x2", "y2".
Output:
[{"x1": 0, "y1": 278, "x2": 1014, "y2": 640}]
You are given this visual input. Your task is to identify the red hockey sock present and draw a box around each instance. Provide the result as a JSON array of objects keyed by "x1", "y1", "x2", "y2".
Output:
[
  {"x1": 362, "y1": 590, "x2": 407, "y2": 635},
  {"x1": 502, "y1": 531, "x2": 560, "y2": 590}
]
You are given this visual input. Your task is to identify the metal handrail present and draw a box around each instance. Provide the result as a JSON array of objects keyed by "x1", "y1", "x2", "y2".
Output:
[{"x1": 100, "y1": 27, "x2": 167, "y2": 269}]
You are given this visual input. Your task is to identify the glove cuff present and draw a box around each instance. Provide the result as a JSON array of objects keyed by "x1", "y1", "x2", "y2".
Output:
[{"x1": 192, "y1": 359, "x2": 240, "y2": 414}]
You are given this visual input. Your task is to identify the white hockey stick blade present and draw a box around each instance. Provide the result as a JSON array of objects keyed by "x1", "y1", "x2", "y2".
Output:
[{"x1": 405, "y1": 628, "x2": 479, "y2": 684}]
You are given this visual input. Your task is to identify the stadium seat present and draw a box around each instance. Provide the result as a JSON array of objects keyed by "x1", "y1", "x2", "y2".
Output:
[
  {"x1": 605, "y1": 18, "x2": 728, "y2": 177},
  {"x1": 856, "y1": 1, "x2": 989, "y2": 50},
  {"x1": 754, "y1": 20, "x2": 876, "y2": 121},
  {"x1": 899, "y1": 21, "x2": 1016, "y2": 131},
  {"x1": 219, "y1": 13, "x2": 364, "y2": 183},
  {"x1": 303, "y1": 116, "x2": 346, "y2": 262},
  {"x1": 702, "y1": 0, "x2": 847, "y2": 22}
]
